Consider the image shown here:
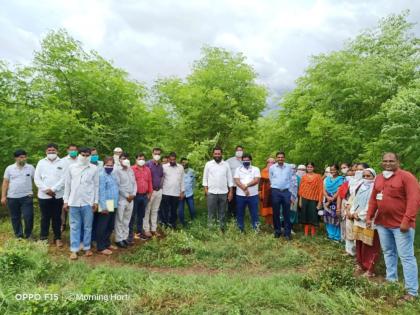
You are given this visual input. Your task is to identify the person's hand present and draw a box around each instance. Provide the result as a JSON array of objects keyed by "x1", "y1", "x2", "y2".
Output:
[
  {"x1": 92, "y1": 203, "x2": 98, "y2": 212},
  {"x1": 147, "y1": 193, "x2": 152, "y2": 200},
  {"x1": 127, "y1": 195, "x2": 134, "y2": 202},
  {"x1": 227, "y1": 191, "x2": 233, "y2": 202},
  {"x1": 1, "y1": 197, "x2": 7, "y2": 207},
  {"x1": 180, "y1": 192, "x2": 185, "y2": 200},
  {"x1": 204, "y1": 187, "x2": 208, "y2": 197},
  {"x1": 400, "y1": 222, "x2": 410, "y2": 233},
  {"x1": 353, "y1": 213, "x2": 359, "y2": 220},
  {"x1": 290, "y1": 199, "x2": 295, "y2": 206},
  {"x1": 63, "y1": 203, "x2": 69, "y2": 212},
  {"x1": 45, "y1": 188, "x2": 55, "y2": 197},
  {"x1": 316, "y1": 202, "x2": 321, "y2": 209},
  {"x1": 366, "y1": 218, "x2": 372, "y2": 228}
]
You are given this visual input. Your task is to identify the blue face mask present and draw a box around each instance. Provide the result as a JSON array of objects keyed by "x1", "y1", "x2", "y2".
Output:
[
  {"x1": 104, "y1": 167, "x2": 113, "y2": 174},
  {"x1": 90, "y1": 155, "x2": 99, "y2": 163},
  {"x1": 243, "y1": 161, "x2": 251, "y2": 168}
]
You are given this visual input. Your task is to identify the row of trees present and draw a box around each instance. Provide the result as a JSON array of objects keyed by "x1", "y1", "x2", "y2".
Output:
[{"x1": 0, "y1": 12, "x2": 419, "y2": 184}]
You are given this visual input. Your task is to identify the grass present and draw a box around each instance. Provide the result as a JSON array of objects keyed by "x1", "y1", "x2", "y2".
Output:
[{"x1": 0, "y1": 206, "x2": 419, "y2": 314}]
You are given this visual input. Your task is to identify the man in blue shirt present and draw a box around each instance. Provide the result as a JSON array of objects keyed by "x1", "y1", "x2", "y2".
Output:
[
  {"x1": 269, "y1": 151, "x2": 294, "y2": 240},
  {"x1": 178, "y1": 158, "x2": 196, "y2": 226}
]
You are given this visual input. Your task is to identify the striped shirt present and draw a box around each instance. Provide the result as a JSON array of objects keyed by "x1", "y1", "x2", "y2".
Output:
[{"x1": 298, "y1": 173, "x2": 324, "y2": 203}]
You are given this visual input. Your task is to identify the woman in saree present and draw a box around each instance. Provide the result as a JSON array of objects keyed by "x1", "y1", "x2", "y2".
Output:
[
  {"x1": 323, "y1": 164, "x2": 345, "y2": 241},
  {"x1": 259, "y1": 158, "x2": 275, "y2": 225},
  {"x1": 350, "y1": 168, "x2": 380, "y2": 277}
]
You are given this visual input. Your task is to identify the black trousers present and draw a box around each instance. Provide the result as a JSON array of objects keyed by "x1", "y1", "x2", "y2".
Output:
[
  {"x1": 7, "y1": 196, "x2": 34, "y2": 238},
  {"x1": 161, "y1": 195, "x2": 179, "y2": 228},
  {"x1": 39, "y1": 197, "x2": 63, "y2": 240},
  {"x1": 227, "y1": 187, "x2": 237, "y2": 219},
  {"x1": 95, "y1": 212, "x2": 115, "y2": 251}
]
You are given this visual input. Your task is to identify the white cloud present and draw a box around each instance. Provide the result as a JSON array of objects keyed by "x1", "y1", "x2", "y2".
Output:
[{"x1": 0, "y1": 0, "x2": 418, "y2": 103}]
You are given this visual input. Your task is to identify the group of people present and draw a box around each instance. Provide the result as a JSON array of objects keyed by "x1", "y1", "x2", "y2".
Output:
[{"x1": 1, "y1": 144, "x2": 419, "y2": 301}]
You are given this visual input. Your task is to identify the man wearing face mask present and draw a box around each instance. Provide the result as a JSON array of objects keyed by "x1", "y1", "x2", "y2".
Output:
[
  {"x1": 145, "y1": 147, "x2": 164, "y2": 236},
  {"x1": 234, "y1": 153, "x2": 261, "y2": 232},
  {"x1": 367, "y1": 152, "x2": 420, "y2": 302},
  {"x1": 226, "y1": 145, "x2": 244, "y2": 220},
  {"x1": 34, "y1": 143, "x2": 65, "y2": 247},
  {"x1": 203, "y1": 146, "x2": 233, "y2": 230},
  {"x1": 63, "y1": 147, "x2": 99, "y2": 260},
  {"x1": 114, "y1": 153, "x2": 137, "y2": 247},
  {"x1": 90, "y1": 148, "x2": 103, "y2": 168},
  {"x1": 60, "y1": 144, "x2": 78, "y2": 232},
  {"x1": 129, "y1": 153, "x2": 152, "y2": 241},
  {"x1": 2, "y1": 149, "x2": 35, "y2": 239},
  {"x1": 178, "y1": 158, "x2": 196, "y2": 226},
  {"x1": 161, "y1": 152, "x2": 185, "y2": 228}
]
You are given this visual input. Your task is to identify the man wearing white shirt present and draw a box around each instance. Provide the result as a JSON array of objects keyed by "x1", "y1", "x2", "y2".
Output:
[
  {"x1": 234, "y1": 153, "x2": 261, "y2": 232},
  {"x1": 202, "y1": 146, "x2": 233, "y2": 230},
  {"x1": 114, "y1": 153, "x2": 137, "y2": 248},
  {"x1": 161, "y1": 152, "x2": 185, "y2": 228},
  {"x1": 63, "y1": 147, "x2": 99, "y2": 260},
  {"x1": 34, "y1": 143, "x2": 65, "y2": 247},
  {"x1": 226, "y1": 145, "x2": 244, "y2": 219},
  {"x1": 60, "y1": 144, "x2": 78, "y2": 232}
]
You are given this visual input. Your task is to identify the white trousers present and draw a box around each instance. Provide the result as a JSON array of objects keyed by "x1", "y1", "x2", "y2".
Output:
[
  {"x1": 114, "y1": 197, "x2": 134, "y2": 242},
  {"x1": 143, "y1": 190, "x2": 163, "y2": 232}
]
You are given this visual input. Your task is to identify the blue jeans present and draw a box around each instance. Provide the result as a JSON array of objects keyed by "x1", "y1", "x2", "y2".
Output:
[
  {"x1": 178, "y1": 196, "x2": 196, "y2": 225},
  {"x1": 376, "y1": 225, "x2": 418, "y2": 296},
  {"x1": 271, "y1": 189, "x2": 291, "y2": 237},
  {"x1": 69, "y1": 205, "x2": 94, "y2": 252},
  {"x1": 236, "y1": 195, "x2": 259, "y2": 231},
  {"x1": 129, "y1": 194, "x2": 148, "y2": 239},
  {"x1": 7, "y1": 196, "x2": 34, "y2": 238}
]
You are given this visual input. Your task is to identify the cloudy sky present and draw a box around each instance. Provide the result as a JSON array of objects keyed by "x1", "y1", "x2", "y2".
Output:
[{"x1": 0, "y1": 0, "x2": 419, "y2": 105}]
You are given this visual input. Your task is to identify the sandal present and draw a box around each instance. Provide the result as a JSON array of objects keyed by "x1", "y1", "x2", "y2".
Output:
[
  {"x1": 98, "y1": 249, "x2": 112, "y2": 255},
  {"x1": 398, "y1": 294, "x2": 417, "y2": 304},
  {"x1": 69, "y1": 252, "x2": 78, "y2": 260},
  {"x1": 84, "y1": 250, "x2": 93, "y2": 257}
]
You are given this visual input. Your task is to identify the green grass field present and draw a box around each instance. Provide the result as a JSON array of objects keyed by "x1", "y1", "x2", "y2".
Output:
[{"x1": 0, "y1": 207, "x2": 419, "y2": 314}]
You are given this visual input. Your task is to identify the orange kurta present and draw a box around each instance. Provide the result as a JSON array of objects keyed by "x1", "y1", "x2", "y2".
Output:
[{"x1": 259, "y1": 167, "x2": 273, "y2": 225}]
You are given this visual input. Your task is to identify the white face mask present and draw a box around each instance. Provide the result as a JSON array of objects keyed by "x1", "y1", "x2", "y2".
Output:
[
  {"x1": 297, "y1": 170, "x2": 306, "y2": 177},
  {"x1": 78, "y1": 155, "x2": 90, "y2": 166},
  {"x1": 235, "y1": 151, "x2": 243, "y2": 158},
  {"x1": 47, "y1": 153, "x2": 57, "y2": 161},
  {"x1": 137, "y1": 160, "x2": 146, "y2": 166},
  {"x1": 153, "y1": 154, "x2": 161, "y2": 161},
  {"x1": 121, "y1": 159, "x2": 131, "y2": 167},
  {"x1": 383, "y1": 171, "x2": 394, "y2": 179},
  {"x1": 341, "y1": 168, "x2": 349, "y2": 175},
  {"x1": 363, "y1": 179, "x2": 375, "y2": 185},
  {"x1": 346, "y1": 176, "x2": 353, "y2": 182},
  {"x1": 354, "y1": 170, "x2": 363, "y2": 180}
]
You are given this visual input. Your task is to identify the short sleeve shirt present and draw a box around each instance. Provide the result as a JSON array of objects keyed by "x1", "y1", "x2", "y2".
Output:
[
  {"x1": 3, "y1": 163, "x2": 35, "y2": 198},
  {"x1": 234, "y1": 166, "x2": 261, "y2": 196}
]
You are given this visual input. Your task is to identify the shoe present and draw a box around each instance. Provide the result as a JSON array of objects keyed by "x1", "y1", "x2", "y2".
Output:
[
  {"x1": 69, "y1": 252, "x2": 78, "y2": 260},
  {"x1": 84, "y1": 250, "x2": 93, "y2": 257},
  {"x1": 116, "y1": 241, "x2": 127, "y2": 248},
  {"x1": 140, "y1": 234, "x2": 150, "y2": 241},
  {"x1": 98, "y1": 249, "x2": 113, "y2": 255},
  {"x1": 285, "y1": 235, "x2": 292, "y2": 241},
  {"x1": 134, "y1": 233, "x2": 141, "y2": 240},
  {"x1": 55, "y1": 239, "x2": 63, "y2": 247},
  {"x1": 144, "y1": 231, "x2": 153, "y2": 238},
  {"x1": 151, "y1": 231, "x2": 161, "y2": 237},
  {"x1": 126, "y1": 239, "x2": 134, "y2": 246}
]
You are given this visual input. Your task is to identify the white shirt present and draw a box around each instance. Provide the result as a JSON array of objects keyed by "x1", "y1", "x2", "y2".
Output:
[
  {"x1": 202, "y1": 160, "x2": 233, "y2": 194},
  {"x1": 114, "y1": 167, "x2": 137, "y2": 198},
  {"x1": 162, "y1": 163, "x2": 185, "y2": 197},
  {"x1": 63, "y1": 163, "x2": 99, "y2": 207},
  {"x1": 234, "y1": 166, "x2": 261, "y2": 197},
  {"x1": 3, "y1": 163, "x2": 35, "y2": 198},
  {"x1": 61, "y1": 155, "x2": 78, "y2": 171},
  {"x1": 226, "y1": 156, "x2": 242, "y2": 187},
  {"x1": 34, "y1": 157, "x2": 66, "y2": 199}
]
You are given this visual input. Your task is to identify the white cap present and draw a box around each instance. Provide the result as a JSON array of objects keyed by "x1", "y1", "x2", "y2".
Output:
[
  {"x1": 297, "y1": 164, "x2": 306, "y2": 170},
  {"x1": 113, "y1": 147, "x2": 123, "y2": 153}
]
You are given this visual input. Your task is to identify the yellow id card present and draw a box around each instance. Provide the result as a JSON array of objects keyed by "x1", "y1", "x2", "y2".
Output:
[{"x1": 99, "y1": 200, "x2": 115, "y2": 212}]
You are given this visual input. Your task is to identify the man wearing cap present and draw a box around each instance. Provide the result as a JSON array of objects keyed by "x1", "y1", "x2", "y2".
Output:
[
  {"x1": 2, "y1": 149, "x2": 35, "y2": 239},
  {"x1": 113, "y1": 147, "x2": 123, "y2": 167}
]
